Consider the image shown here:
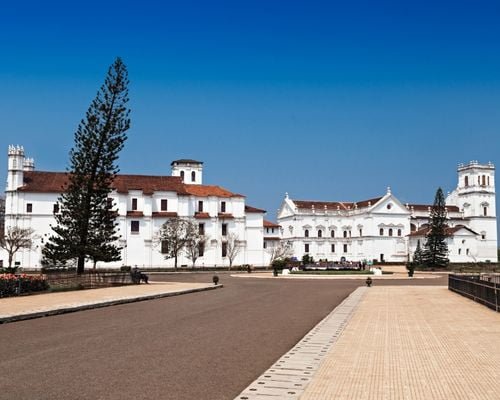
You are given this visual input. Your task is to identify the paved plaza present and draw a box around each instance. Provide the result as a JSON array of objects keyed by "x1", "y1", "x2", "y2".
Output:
[
  {"x1": 0, "y1": 281, "x2": 220, "y2": 323},
  {"x1": 2, "y1": 273, "x2": 498, "y2": 399},
  {"x1": 301, "y1": 286, "x2": 500, "y2": 400}
]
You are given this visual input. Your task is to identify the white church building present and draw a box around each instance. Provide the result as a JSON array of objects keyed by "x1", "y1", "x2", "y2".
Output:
[
  {"x1": 277, "y1": 161, "x2": 497, "y2": 264},
  {"x1": 2, "y1": 145, "x2": 273, "y2": 269}
]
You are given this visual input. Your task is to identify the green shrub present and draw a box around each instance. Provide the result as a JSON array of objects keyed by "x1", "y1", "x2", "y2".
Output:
[{"x1": 0, "y1": 274, "x2": 49, "y2": 297}]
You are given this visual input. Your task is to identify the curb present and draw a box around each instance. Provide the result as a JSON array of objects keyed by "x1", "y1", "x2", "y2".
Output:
[
  {"x1": 234, "y1": 286, "x2": 367, "y2": 399},
  {"x1": 0, "y1": 284, "x2": 223, "y2": 324}
]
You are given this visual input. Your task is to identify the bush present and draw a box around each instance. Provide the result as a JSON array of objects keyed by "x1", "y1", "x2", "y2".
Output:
[
  {"x1": 272, "y1": 259, "x2": 287, "y2": 270},
  {"x1": 0, "y1": 274, "x2": 49, "y2": 298},
  {"x1": 302, "y1": 254, "x2": 314, "y2": 265}
]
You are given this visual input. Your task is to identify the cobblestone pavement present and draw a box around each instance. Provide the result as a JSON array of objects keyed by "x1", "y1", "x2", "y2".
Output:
[{"x1": 301, "y1": 286, "x2": 500, "y2": 400}]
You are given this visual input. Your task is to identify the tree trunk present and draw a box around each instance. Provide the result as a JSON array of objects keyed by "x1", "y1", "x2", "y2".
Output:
[
  {"x1": 77, "y1": 256, "x2": 85, "y2": 274},
  {"x1": 174, "y1": 254, "x2": 178, "y2": 270},
  {"x1": 8, "y1": 252, "x2": 13, "y2": 269}
]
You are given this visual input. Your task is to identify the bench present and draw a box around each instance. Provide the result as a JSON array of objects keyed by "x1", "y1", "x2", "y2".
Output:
[{"x1": 131, "y1": 269, "x2": 149, "y2": 284}]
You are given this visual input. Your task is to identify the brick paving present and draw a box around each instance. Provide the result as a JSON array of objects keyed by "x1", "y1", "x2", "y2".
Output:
[
  {"x1": 301, "y1": 286, "x2": 500, "y2": 400},
  {"x1": 0, "y1": 281, "x2": 219, "y2": 323}
]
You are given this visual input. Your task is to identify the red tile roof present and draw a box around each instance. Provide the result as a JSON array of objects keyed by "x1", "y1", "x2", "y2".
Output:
[
  {"x1": 218, "y1": 213, "x2": 234, "y2": 219},
  {"x1": 408, "y1": 225, "x2": 478, "y2": 237},
  {"x1": 245, "y1": 205, "x2": 266, "y2": 213},
  {"x1": 19, "y1": 171, "x2": 243, "y2": 198},
  {"x1": 194, "y1": 212, "x2": 211, "y2": 219},
  {"x1": 294, "y1": 197, "x2": 382, "y2": 211},
  {"x1": 183, "y1": 184, "x2": 244, "y2": 198},
  {"x1": 126, "y1": 211, "x2": 144, "y2": 217},
  {"x1": 264, "y1": 220, "x2": 281, "y2": 228},
  {"x1": 152, "y1": 212, "x2": 178, "y2": 218},
  {"x1": 408, "y1": 204, "x2": 460, "y2": 213}
]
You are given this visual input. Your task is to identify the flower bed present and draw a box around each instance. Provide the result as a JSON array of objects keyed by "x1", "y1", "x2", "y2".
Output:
[{"x1": 0, "y1": 274, "x2": 50, "y2": 298}]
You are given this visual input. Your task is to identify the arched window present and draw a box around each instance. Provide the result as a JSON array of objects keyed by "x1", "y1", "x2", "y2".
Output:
[
  {"x1": 397, "y1": 229, "x2": 402, "y2": 237},
  {"x1": 482, "y1": 175, "x2": 486, "y2": 186},
  {"x1": 389, "y1": 228, "x2": 393, "y2": 236},
  {"x1": 180, "y1": 170, "x2": 185, "y2": 180},
  {"x1": 484, "y1": 207, "x2": 488, "y2": 216},
  {"x1": 304, "y1": 229, "x2": 309, "y2": 238},
  {"x1": 379, "y1": 228, "x2": 384, "y2": 236},
  {"x1": 343, "y1": 230, "x2": 347, "y2": 238},
  {"x1": 330, "y1": 230, "x2": 335, "y2": 238},
  {"x1": 318, "y1": 230, "x2": 322, "y2": 238},
  {"x1": 191, "y1": 171, "x2": 196, "y2": 182},
  {"x1": 464, "y1": 176, "x2": 469, "y2": 187}
]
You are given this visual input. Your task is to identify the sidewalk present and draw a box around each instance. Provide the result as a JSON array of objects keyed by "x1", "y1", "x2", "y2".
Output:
[
  {"x1": 237, "y1": 286, "x2": 500, "y2": 400},
  {"x1": 0, "y1": 281, "x2": 221, "y2": 324},
  {"x1": 303, "y1": 286, "x2": 500, "y2": 400}
]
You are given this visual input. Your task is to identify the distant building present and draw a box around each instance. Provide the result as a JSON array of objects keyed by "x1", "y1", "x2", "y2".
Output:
[
  {"x1": 2, "y1": 146, "x2": 271, "y2": 269},
  {"x1": 278, "y1": 161, "x2": 497, "y2": 263},
  {"x1": 0, "y1": 195, "x2": 4, "y2": 236}
]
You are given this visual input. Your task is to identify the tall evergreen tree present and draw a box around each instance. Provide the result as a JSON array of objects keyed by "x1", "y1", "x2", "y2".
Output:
[
  {"x1": 422, "y1": 187, "x2": 449, "y2": 268},
  {"x1": 413, "y1": 239, "x2": 424, "y2": 266},
  {"x1": 43, "y1": 58, "x2": 130, "y2": 273}
]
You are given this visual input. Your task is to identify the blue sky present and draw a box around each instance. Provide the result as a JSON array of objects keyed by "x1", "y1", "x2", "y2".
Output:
[{"x1": 1, "y1": 0, "x2": 500, "y2": 220}]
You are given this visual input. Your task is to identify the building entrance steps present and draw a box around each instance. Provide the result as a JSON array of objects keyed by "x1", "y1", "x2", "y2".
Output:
[{"x1": 0, "y1": 281, "x2": 221, "y2": 324}]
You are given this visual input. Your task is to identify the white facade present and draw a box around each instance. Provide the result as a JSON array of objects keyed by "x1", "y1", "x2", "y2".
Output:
[
  {"x1": 278, "y1": 161, "x2": 498, "y2": 263},
  {"x1": 278, "y1": 189, "x2": 410, "y2": 263},
  {"x1": 2, "y1": 147, "x2": 268, "y2": 269}
]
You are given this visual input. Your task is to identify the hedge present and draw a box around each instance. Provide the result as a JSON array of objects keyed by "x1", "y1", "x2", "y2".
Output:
[{"x1": 0, "y1": 274, "x2": 49, "y2": 298}]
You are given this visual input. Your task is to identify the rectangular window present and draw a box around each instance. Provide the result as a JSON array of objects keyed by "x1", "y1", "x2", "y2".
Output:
[
  {"x1": 263, "y1": 241, "x2": 267, "y2": 249},
  {"x1": 359, "y1": 229, "x2": 362, "y2": 237},
  {"x1": 161, "y1": 199, "x2": 168, "y2": 211},
  {"x1": 343, "y1": 244, "x2": 348, "y2": 253},
  {"x1": 272, "y1": 228, "x2": 275, "y2": 233},
  {"x1": 161, "y1": 240, "x2": 169, "y2": 254},
  {"x1": 331, "y1": 244, "x2": 335, "y2": 253},
  {"x1": 221, "y1": 201, "x2": 226, "y2": 213},
  {"x1": 198, "y1": 201, "x2": 203, "y2": 212},
  {"x1": 131, "y1": 198, "x2": 138, "y2": 211},
  {"x1": 131, "y1": 220, "x2": 140, "y2": 233},
  {"x1": 199, "y1": 223, "x2": 205, "y2": 235},
  {"x1": 305, "y1": 243, "x2": 310, "y2": 253},
  {"x1": 222, "y1": 223, "x2": 227, "y2": 236},
  {"x1": 53, "y1": 203, "x2": 59, "y2": 213},
  {"x1": 266, "y1": 228, "x2": 269, "y2": 233},
  {"x1": 26, "y1": 203, "x2": 32, "y2": 213},
  {"x1": 222, "y1": 242, "x2": 227, "y2": 257},
  {"x1": 198, "y1": 242, "x2": 205, "y2": 257}
]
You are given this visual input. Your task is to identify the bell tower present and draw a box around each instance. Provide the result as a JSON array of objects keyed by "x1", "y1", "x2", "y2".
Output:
[
  {"x1": 7, "y1": 145, "x2": 26, "y2": 191},
  {"x1": 447, "y1": 161, "x2": 497, "y2": 261},
  {"x1": 171, "y1": 159, "x2": 203, "y2": 185}
]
